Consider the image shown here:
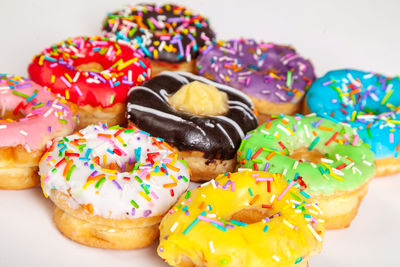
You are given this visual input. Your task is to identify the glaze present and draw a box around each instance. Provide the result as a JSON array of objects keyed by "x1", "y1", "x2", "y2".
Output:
[
  {"x1": 237, "y1": 115, "x2": 375, "y2": 195},
  {"x1": 103, "y1": 3, "x2": 216, "y2": 63},
  {"x1": 28, "y1": 36, "x2": 151, "y2": 108},
  {"x1": 39, "y1": 125, "x2": 190, "y2": 219},
  {"x1": 306, "y1": 69, "x2": 400, "y2": 159},
  {"x1": 197, "y1": 39, "x2": 315, "y2": 104},
  {"x1": 158, "y1": 171, "x2": 324, "y2": 266},
  {"x1": 126, "y1": 71, "x2": 258, "y2": 160},
  {"x1": 0, "y1": 74, "x2": 76, "y2": 150}
]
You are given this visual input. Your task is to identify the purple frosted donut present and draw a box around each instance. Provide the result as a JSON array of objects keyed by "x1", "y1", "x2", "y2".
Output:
[{"x1": 196, "y1": 39, "x2": 316, "y2": 119}]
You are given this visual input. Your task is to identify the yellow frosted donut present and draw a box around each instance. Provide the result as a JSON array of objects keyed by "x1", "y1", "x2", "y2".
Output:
[{"x1": 158, "y1": 171, "x2": 325, "y2": 266}]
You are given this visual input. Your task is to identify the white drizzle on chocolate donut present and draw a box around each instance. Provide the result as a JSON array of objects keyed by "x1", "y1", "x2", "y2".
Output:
[{"x1": 126, "y1": 71, "x2": 258, "y2": 160}]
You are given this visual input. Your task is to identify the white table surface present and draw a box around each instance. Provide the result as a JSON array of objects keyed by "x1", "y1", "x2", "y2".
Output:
[{"x1": 0, "y1": 0, "x2": 400, "y2": 266}]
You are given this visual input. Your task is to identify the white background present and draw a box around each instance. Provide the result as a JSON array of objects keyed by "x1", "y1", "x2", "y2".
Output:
[{"x1": 0, "y1": 0, "x2": 400, "y2": 266}]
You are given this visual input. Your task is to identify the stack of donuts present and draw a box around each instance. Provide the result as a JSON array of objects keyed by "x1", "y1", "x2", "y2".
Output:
[{"x1": 1, "y1": 2, "x2": 398, "y2": 267}]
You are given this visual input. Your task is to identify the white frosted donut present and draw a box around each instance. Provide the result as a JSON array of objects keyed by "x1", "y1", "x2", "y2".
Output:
[{"x1": 39, "y1": 124, "x2": 190, "y2": 249}]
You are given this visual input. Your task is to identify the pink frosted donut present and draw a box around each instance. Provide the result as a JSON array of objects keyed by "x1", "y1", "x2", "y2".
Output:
[{"x1": 0, "y1": 74, "x2": 76, "y2": 189}]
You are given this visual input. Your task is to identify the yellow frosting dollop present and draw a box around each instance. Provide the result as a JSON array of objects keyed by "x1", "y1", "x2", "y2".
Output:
[{"x1": 169, "y1": 81, "x2": 228, "y2": 116}]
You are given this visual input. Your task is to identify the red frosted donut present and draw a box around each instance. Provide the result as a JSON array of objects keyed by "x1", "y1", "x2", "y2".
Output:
[{"x1": 28, "y1": 36, "x2": 151, "y2": 128}]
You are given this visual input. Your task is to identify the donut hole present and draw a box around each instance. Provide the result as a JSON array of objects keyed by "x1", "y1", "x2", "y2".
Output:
[
  {"x1": 249, "y1": 65, "x2": 280, "y2": 76},
  {"x1": 75, "y1": 62, "x2": 104, "y2": 72},
  {"x1": 97, "y1": 159, "x2": 137, "y2": 173},
  {"x1": 0, "y1": 108, "x2": 25, "y2": 121},
  {"x1": 230, "y1": 208, "x2": 271, "y2": 224},
  {"x1": 290, "y1": 147, "x2": 323, "y2": 163},
  {"x1": 242, "y1": 48, "x2": 286, "y2": 75},
  {"x1": 72, "y1": 52, "x2": 113, "y2": 72}
]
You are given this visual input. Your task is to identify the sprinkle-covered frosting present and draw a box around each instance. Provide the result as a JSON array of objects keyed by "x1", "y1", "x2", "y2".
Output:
[
  {"x1": 196, "y1": 39, "x2": 315, "y2": 104},
  {"x1": 0, "y1": 74, "x2": 76, "y2": 150},
  {"x1": 237, "y1": 115, "x2": 375, "y2": 195},
  {"x1": 102, "y1": 3, "x2": 216, "y2": 63},
  {"x1": 158, "y1": 171, "x2": 324, "y2": 266},
  {"x1": 126, "y1": 71, "x2": 258, "y2": 160},
  {"x1": 39, "y1": 125, "x2": 190, "y2": 219},
  {"x1": 28, "y1": 36, "x2": 151, "y2": 108},
  {"x1": 306, "y1": 69, "x2": 400, "y2": 159}
]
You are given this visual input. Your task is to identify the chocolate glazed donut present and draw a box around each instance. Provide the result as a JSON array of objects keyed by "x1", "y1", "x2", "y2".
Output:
[{"x1": 126, "y1": 71, "x2": 258, "y2": 162}]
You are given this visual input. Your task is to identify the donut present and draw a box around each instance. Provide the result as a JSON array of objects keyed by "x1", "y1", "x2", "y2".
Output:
[
  {"x1": 102, "y1": 3, "x2": 215, "y2": 76},
  {"x1": 126, "y1": 71, "x2": 258, "y2": 182},
  {"x1": 237, "y1": 115, "x2": 376, "y2": 229},
  {"x1": 0, "y1": 74, "x2": 76, "y2": 190},
  {"x1": 305, "y1": 69, "x2": 400, "y2": 177},
  {"x1": 39, "y1": 124, "x2": 190, "y2": 249},
  {"x1": 28, "y1": 36, "x2": 151, "y2": 129},
  {"x1": 158, "y1": 171, "x2": 324, "y2": 266},
  {"x1": 196, "y1": 39, "x2": 315, "y2": 124}
]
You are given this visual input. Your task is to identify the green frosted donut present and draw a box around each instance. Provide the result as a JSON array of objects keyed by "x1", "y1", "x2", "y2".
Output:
[{"x1": 237, "y1": 115, "x2": 375, "y2": 196}]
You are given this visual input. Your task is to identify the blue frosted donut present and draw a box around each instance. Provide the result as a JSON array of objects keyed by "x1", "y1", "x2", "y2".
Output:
[{"x1": 306, "y1": 69, "x2": 400, "y2": 175}]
